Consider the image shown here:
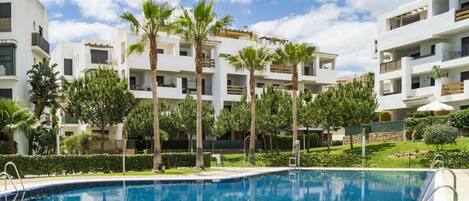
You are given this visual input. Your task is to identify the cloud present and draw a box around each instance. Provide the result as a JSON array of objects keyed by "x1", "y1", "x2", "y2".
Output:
[
  {"x1": 119, "y1": 0, "x2": 180, "y2": 9},
  {"x1": 70, "y1": 0, "x2": 120, "y2": 22},
  {"x1": 49, "y1": 20, "x2": 115, "y2": 44},
  {"x1": 218, "y1": 0, "x2": 253, "y2": 4},
  {"x1": 39, "y1": 0, "x2": 64, "y2": 5},
  {"x1": 250, "y1": 4, "x2": 377, "y2": 75}
]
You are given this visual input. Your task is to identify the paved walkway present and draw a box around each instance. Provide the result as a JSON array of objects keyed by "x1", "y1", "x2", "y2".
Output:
[{"x1": 1, "y1": 167, "x2": 467, "y2": 201}]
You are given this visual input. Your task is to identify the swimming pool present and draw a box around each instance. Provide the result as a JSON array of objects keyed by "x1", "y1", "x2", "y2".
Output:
[{"x1": 5, "y1": 170, "x2": 431, "y2": 201}]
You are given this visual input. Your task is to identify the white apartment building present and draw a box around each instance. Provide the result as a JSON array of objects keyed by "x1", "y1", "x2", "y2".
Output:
[
  {"x1": 0, "y1": 0, "x2": 49, "y2": 154},
  {"x1": 52, "y1": 28, "x2": 338, "y2": 141},
  {"x1": 376, "y1": 0, "x2": 469, "y2": 120}
]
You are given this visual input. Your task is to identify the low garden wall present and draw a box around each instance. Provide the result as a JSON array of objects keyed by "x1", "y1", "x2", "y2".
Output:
[
  {"x1": 0, "y1": 154, "x2": 210, "y2": 177},
  {"x1": 343, "y1": 131, "x2": 405, "y2": 145}
]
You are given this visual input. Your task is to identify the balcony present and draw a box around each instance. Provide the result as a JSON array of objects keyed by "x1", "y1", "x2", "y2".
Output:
[
  {"x1": 456, "y1": 8, "x2": 469, "y2": 21},
  {"x1": 270, "y1": 66, "x2": 293, "y2": 74},
  {"x1": 444, "y1": 51, "x2": 469, "y2": 61},
  {"x1": 380, "y1": 60, "x2": 401, "y2": 74},
  {"x1": 31, "y1": 33, "x2": 50, "y2": 56},
  {"x1": 227, "y1": 85, "x2": 246, "y2": 95},
  {"x1": 442, "y1": 82, "x2": 464, "y2": 96},
  {"x1": 202, "y1": 58, "x2": 215, "y2": 68},
  {"x1": 61, "y1": 115, "x2": 78, "y2": 124}
]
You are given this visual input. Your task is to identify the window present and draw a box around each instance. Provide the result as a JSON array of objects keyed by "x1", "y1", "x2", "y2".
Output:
[
  {"x1": 0, "y1": 44, "x2": 15, "y2": 76},
  {"x1": 0, "y1": 89, "x2": 12, "y2": 99},
  {"x1": 157, "y1": 76, "x2": 164, "y2": 87},
  {"x1": 90, "y1": 49, "x2": 108, "y2": 64},
  {"x1": 461, "y1": 105, "x2": 469, "y2": 110},
  {"x1": 64, "y1": 132, "x2": 74, "y2": 137},
  {"x1": 462, "y1": 2, "x2": 469, "y2": 10},
  {"x1": 180, "y1": 51, "x2": 188, "y2": 56},
  {"x1": 157, "y1": 49, "x2": 164, "y2": 54},
  {"x1": 64, "y1": 59, "x2": 73, "y2": 76},
  {"x1": 0, "y1": 3, "x2": 11, "y2": 32},
  {"x1": 256, "y1": 83, "x2": 265, "y2": 88},
  {"x1": 411, "y1": 77, "x2": 420, "y2": 89},
  {"x1": 430, "y1": 77, "x2": 435, "y2": 86},
  {"x1": 431, "y1": 44, "x2": 436, "y2": 55},
  {"x1": 39, "y1": 26, "x2": 43, "y2": 37},
  {"x1": 130, "y1": 76, "x2": 136, "y2": 90}
]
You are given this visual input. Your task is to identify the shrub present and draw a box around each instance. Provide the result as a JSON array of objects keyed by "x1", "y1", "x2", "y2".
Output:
[
  {"x1": 62, "y1": 133, "x2": 101, "y2": 155},
  {"x1": 418, "y1": 151, "x2": 469, "y2": 168},
  {"x1": 261, "y1": 153, "x2": 361, "y2": 167},
  {"x1": 0, "y1": 154, "x2": 211, "y2": 177},
  {"x1": 448, "y1": 109, "x2": 469, "y2": 132},
  {"x1": 423, "y1": 124, "x2": 458, "y2": 150}
]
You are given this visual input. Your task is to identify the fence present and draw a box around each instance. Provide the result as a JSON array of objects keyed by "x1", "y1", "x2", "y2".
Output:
[{"x1": 345, "y1": 120, "x2": 405, "y2": 135}]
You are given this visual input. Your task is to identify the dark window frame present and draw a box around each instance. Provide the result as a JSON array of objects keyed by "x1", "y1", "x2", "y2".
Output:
[
  {"x1": 0, "y1": 44, "x2": 16, "y2": 76},
  {"x1": 0, "y1": 3, "x2": 11, "y2": 32},
  {"x1": 0, "y1": 88, "x2": 12, "y2": 99},
  {"x1": 64, "y1": 59, "x2": 73, "y2": 76},
  {"x1": 90, "y1": 49, "x2": 109, "y2": 64}
]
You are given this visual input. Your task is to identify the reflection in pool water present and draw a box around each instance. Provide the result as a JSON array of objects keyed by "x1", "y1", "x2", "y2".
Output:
[{"x1": 14, "y1": 170, "x2": 430, "y2": 201}]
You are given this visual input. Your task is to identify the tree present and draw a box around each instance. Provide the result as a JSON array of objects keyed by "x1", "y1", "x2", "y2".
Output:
[
  {"x1": 311, "y1": 87, "x2": 342, "y2": 153},
  {"x1": 273, "y1": 42, "x2": 315, "y2": 153},
  {"x1": 224, "y1": 46, "x2": 272, "y2": 165},
  {"x1": 124, "y1": 101, "x2": 169, "y2": 141},
  {"x1": 27, "y1": 58, "x2": 62, "y2": 155},
  {"x1": 230, "y1": 92, "x2": 251, "y2": 139},
  {"x1": 63, "y1": 68, "x2": 135, "y2": 153},
  {"x1": 448, "y1": 109, "x2": 469, "y2": 136},
  {"x1": 175, "y1": 0, "x2": 233, "y2": 169},
  {"x1": 0, "y1": 99, "x2": 39, "y2": 154},
  {"x1": 339, "y1": 73, "x2": 378, "y2": 149},
  {"x1": 298, "y1": 91, "x2": 316, "y2": 152},
  {"x1": 424, "y1": 124, "x2": 458, "y2": 151},
  {"x1": 256, "y1": 86, "x2": 292, "y2": 154},
  {"x1": 120, "y1": 0, "x2": 175, "y2": 172}
]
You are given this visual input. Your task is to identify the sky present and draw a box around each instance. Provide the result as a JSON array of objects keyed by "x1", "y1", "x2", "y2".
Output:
[{"x1": 39, "y1": 0, "x2": 413, "y2": 77}]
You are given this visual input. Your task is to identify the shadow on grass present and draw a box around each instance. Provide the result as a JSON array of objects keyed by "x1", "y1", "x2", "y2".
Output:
[{"x1": 343, "y1": 143, "x2": 396, "y2": 155}]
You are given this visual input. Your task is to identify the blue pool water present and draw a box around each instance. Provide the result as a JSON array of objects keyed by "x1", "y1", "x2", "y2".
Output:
[{"x1": 7, "y1": 170, "x2": 430, "y2": 201}]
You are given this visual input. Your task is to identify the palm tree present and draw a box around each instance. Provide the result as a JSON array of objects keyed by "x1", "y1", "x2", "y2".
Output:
[
  {"x1": 174, "y1": 0, "x2": 233, "y2": 169},
  {"x1": 120, "y1": 0, "x2": 175, "y2": 172},
  {"x1": 224, "y1": 46, "x2": 272, "y2": 165},
  {"x1": 273, "y1": 42, "x2": 315, "y2": 153},
  {"x1": 0, "y1": 99, "x2": 38, "y2": 154}
]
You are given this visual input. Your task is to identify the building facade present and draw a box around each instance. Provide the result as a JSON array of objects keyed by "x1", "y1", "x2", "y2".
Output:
[
  {"x1": 52, "y1": 28, "x2": 338, "y2": 142},
  {"x1": 0, "y1": 0, "x2": 49, "y2": 154},
  {"x1": 376, "y1": 0, "x2": 469, "y2": 120}
]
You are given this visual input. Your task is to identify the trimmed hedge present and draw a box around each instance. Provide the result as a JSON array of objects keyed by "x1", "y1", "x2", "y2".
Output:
[
  {"x1": 261, "y1": 153, "x2": 362, "y2": 167},
  {"x1": 0, "y1": 154, "x2": 211, "y2": 177},
  {"x1": 418, "y1": 151, "x2": 469, "y2": 168}
]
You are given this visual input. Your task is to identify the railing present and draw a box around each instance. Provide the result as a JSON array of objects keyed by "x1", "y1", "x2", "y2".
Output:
[
  {"x1": 442, "y1": 82, "x2": 464, "y2": 96},
  {"x1": 61, "y1": 115, "x2": 78, "y2": 124},
  {"x1": 456, "y1": 8, "x2": 469, "y2": 21},
  {"x1": 413, "y1": 53, "x2": 435, "y2": 60},
  {"x1": 420, "y1": 168, "x2": 458, "y2": 201},
  {"x1": 382, "y1": 90, "x2": 402, "y2": 96},
  {"x1": 31, "y1": 33, "x2": 50, "y2": 54},
  {"x1": 271, "y1": 66, "x2": 293, "y2": 74},
  {"x1": 0, "y1": 18, "x2": 11, "y2": 32},
  {"x1": 202, "y1": 58, "x2": 215, "y2": 68},
  {"x1": 227, "y1": 85, "x2": 245, "y2": 95},
  {"x1": 380, "y1": 60, "x2": 401, "y2": 73},
  {"x1": 445, "y1": 51, "x2": 469, "y2": 61}
]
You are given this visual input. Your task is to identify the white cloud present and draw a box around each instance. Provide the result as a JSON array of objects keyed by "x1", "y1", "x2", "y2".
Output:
[
  {"x1": 218, "y1": 0, "x2": 253, "y2": 4},
  {"x1": 49, "y1": 20, "x2": 115, "y2": 44},
  {"x1": 70, "y1": 0, "x2": 120, "y2": 22},
  {"x1": 250, "y1": 1, "x2": 413, "y2": 76},
  {"x1": 39, "y1": 0, "x2": 64, "y2": 5},
  {"x1": 119, "y1": 0, "x2": 180, "y2": 9}
]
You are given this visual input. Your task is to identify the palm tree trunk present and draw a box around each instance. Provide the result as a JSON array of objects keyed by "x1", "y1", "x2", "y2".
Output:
[
  {"x1": 291, "y1": 66, "x2": 299, "y2": 153},
  {"x1": 100, "y1": 126, "x2": 106, "y2": 153},
  {"x1": 7, "y1": 131, "x2": 15, "y2": 154},
  {"x1": 195, "y1": 41, "x2": 204, "y2": 170},
  {"x1": 149, "y1": 37, "x2": 162, "y2": 172},
  {"x1": 248, "y1": 70, "x2": 256, "y2": 165},
  {"x1": 349, "y1": 134, "x2": 354, "y2": 150}
]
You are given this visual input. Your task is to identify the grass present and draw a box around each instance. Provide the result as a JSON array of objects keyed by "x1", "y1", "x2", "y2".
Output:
[{"x1": 213, "y1": 137, "x2": 469, "y2": 168}]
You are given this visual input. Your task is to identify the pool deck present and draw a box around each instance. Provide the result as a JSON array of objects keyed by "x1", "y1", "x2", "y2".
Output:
[{"x1": 1, "y1": 167, "x2": 467, "y2": 201}]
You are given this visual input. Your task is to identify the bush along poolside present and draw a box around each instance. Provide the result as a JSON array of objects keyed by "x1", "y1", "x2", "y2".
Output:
[
  {"x1": 418, "y1": 151, "x2": 469, "y2": 168},
  {"x1": 260, "y1": 153, "x2": 362, "y2": 167},
  {"x1": 0, "y1": 154, "x2": 211, "y2": 177}
]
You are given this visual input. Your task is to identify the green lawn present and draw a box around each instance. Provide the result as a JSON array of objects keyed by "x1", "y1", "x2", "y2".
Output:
[{"x1": 213, "y1": 138, "x2": 469, "y2": 168}]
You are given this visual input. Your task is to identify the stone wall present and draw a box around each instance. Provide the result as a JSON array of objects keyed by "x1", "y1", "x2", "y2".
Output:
[{"x1": 343, "y1": 131, "x2": 405, "y2": 145}]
